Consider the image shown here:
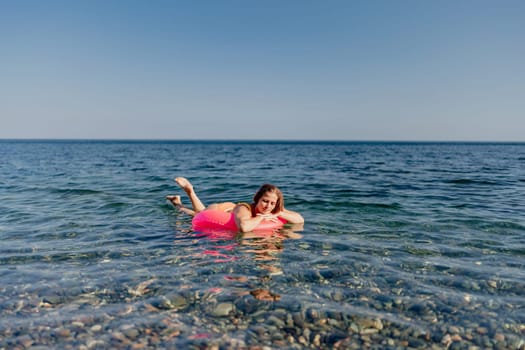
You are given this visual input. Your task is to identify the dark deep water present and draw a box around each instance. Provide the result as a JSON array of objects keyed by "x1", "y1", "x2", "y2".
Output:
[{"x1": 1, "y1": 140, "x2": 524, "y2": 349}]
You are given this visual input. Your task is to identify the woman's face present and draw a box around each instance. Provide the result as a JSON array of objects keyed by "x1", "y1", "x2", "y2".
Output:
[{"x1": 255, "y1": 191, "x2": 278, "y2": 214}]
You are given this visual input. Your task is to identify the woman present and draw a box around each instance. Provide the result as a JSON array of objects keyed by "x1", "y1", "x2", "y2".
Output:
[{"x1": 167, "y1": 177, "x2": 304, "y2": 233}]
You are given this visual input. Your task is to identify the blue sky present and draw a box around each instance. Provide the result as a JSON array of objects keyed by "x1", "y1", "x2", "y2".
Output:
[{"x1": 1, "y1": 0, "x2": 524, "y2": 141}]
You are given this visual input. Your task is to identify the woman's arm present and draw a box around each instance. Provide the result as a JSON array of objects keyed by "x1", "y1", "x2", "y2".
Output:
[
  {"x1": 234, "y1": 205, "x2": 304, "y2": 232},
  {"x1": 276, "y1": 208, "x2": 304, "y2": 224},
  {"x1": 234, "y1": 205, "x2": 269, "y2": 233}
]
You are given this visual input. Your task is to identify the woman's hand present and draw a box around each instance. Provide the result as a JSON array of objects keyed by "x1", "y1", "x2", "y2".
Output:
[{"x1": 256, "y1": 213, "x2": 280, "y2": 222}]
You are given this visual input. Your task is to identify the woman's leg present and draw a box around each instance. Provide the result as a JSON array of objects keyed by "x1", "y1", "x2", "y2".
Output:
[
  {"x1": 207, "y1": 202, "x2": 236, "y2": 212},
  {"x1": 174, "y1": 177, "x2": 207, "y2": 213}
]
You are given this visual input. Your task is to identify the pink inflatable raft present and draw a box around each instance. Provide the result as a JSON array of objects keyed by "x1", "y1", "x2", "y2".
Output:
[{"x1": 192, "y1": 209, "x2": 286, "y2": 232}]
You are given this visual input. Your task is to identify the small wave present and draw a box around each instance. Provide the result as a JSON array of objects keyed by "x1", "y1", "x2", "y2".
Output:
[
  {"x1": 445, "y1": 178, "x2": 499, "y2": 186},
  {"x1": 451, "y1": 203, "x2": 469, "y2": 208},
  {"x1": 489, "y1": 220, "x2": 525, "y2": 231},
  {"x1": 147, "y1": 184, "x2": 173, "y2": 193},
  {"x1": 144, "y1": 175, "x2": 166, "y2": 182},
  {"x1": 326, "y1": 188, "x2": 359, "y2": 195},
  {"x1": 351, "y1": 201, "x2": 402, "y2": 210},
  {"x1": 50, "y1": 188, "x2": 103, "y2": 195},
  {"x1": 97, "y1": 202, "x2": 129, "y2": 211},
  {"x1": 0, "y1": 249, "x2": 112, "y2": 266}
]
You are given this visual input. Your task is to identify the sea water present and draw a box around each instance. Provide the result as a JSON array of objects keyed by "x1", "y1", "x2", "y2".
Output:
[{"x1": 1, "y1": 140, "x2": 524, "y2": 349}]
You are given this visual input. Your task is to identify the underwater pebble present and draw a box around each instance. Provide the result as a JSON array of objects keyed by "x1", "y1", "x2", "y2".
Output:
[
  {"x1": 209, "y1": 303, "x2": 234, "y2": 317},
  {"x1": 90, "y1": 324, "x2": 102, "y2": 332},
  {"x1": 55, "y1": 328, "x2": 71, "y2": 338},
  {"x1": 87, "y1": 339, "x2": 106, "y2": 349}
]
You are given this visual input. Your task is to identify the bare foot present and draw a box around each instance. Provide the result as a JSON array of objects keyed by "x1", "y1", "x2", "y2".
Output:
[
  {"x1": 166, "y1": 195, "x2": 196, "y2": 216},
  {"x1": 174, "y1": 177, "x2": 194, "y2": 195},
  {"x1": 166, "y1": 195, "x2": 182, "y2": 206}
]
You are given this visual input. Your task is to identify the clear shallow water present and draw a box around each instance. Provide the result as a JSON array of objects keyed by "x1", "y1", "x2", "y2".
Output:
[{"x1": 1, "y1": 140, "x2": 524, "y2": 349}]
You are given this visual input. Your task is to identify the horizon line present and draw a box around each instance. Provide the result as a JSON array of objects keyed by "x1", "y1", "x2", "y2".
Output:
[{"x1": 1, "y1": 138, "x2": 524, "y2": 144}]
